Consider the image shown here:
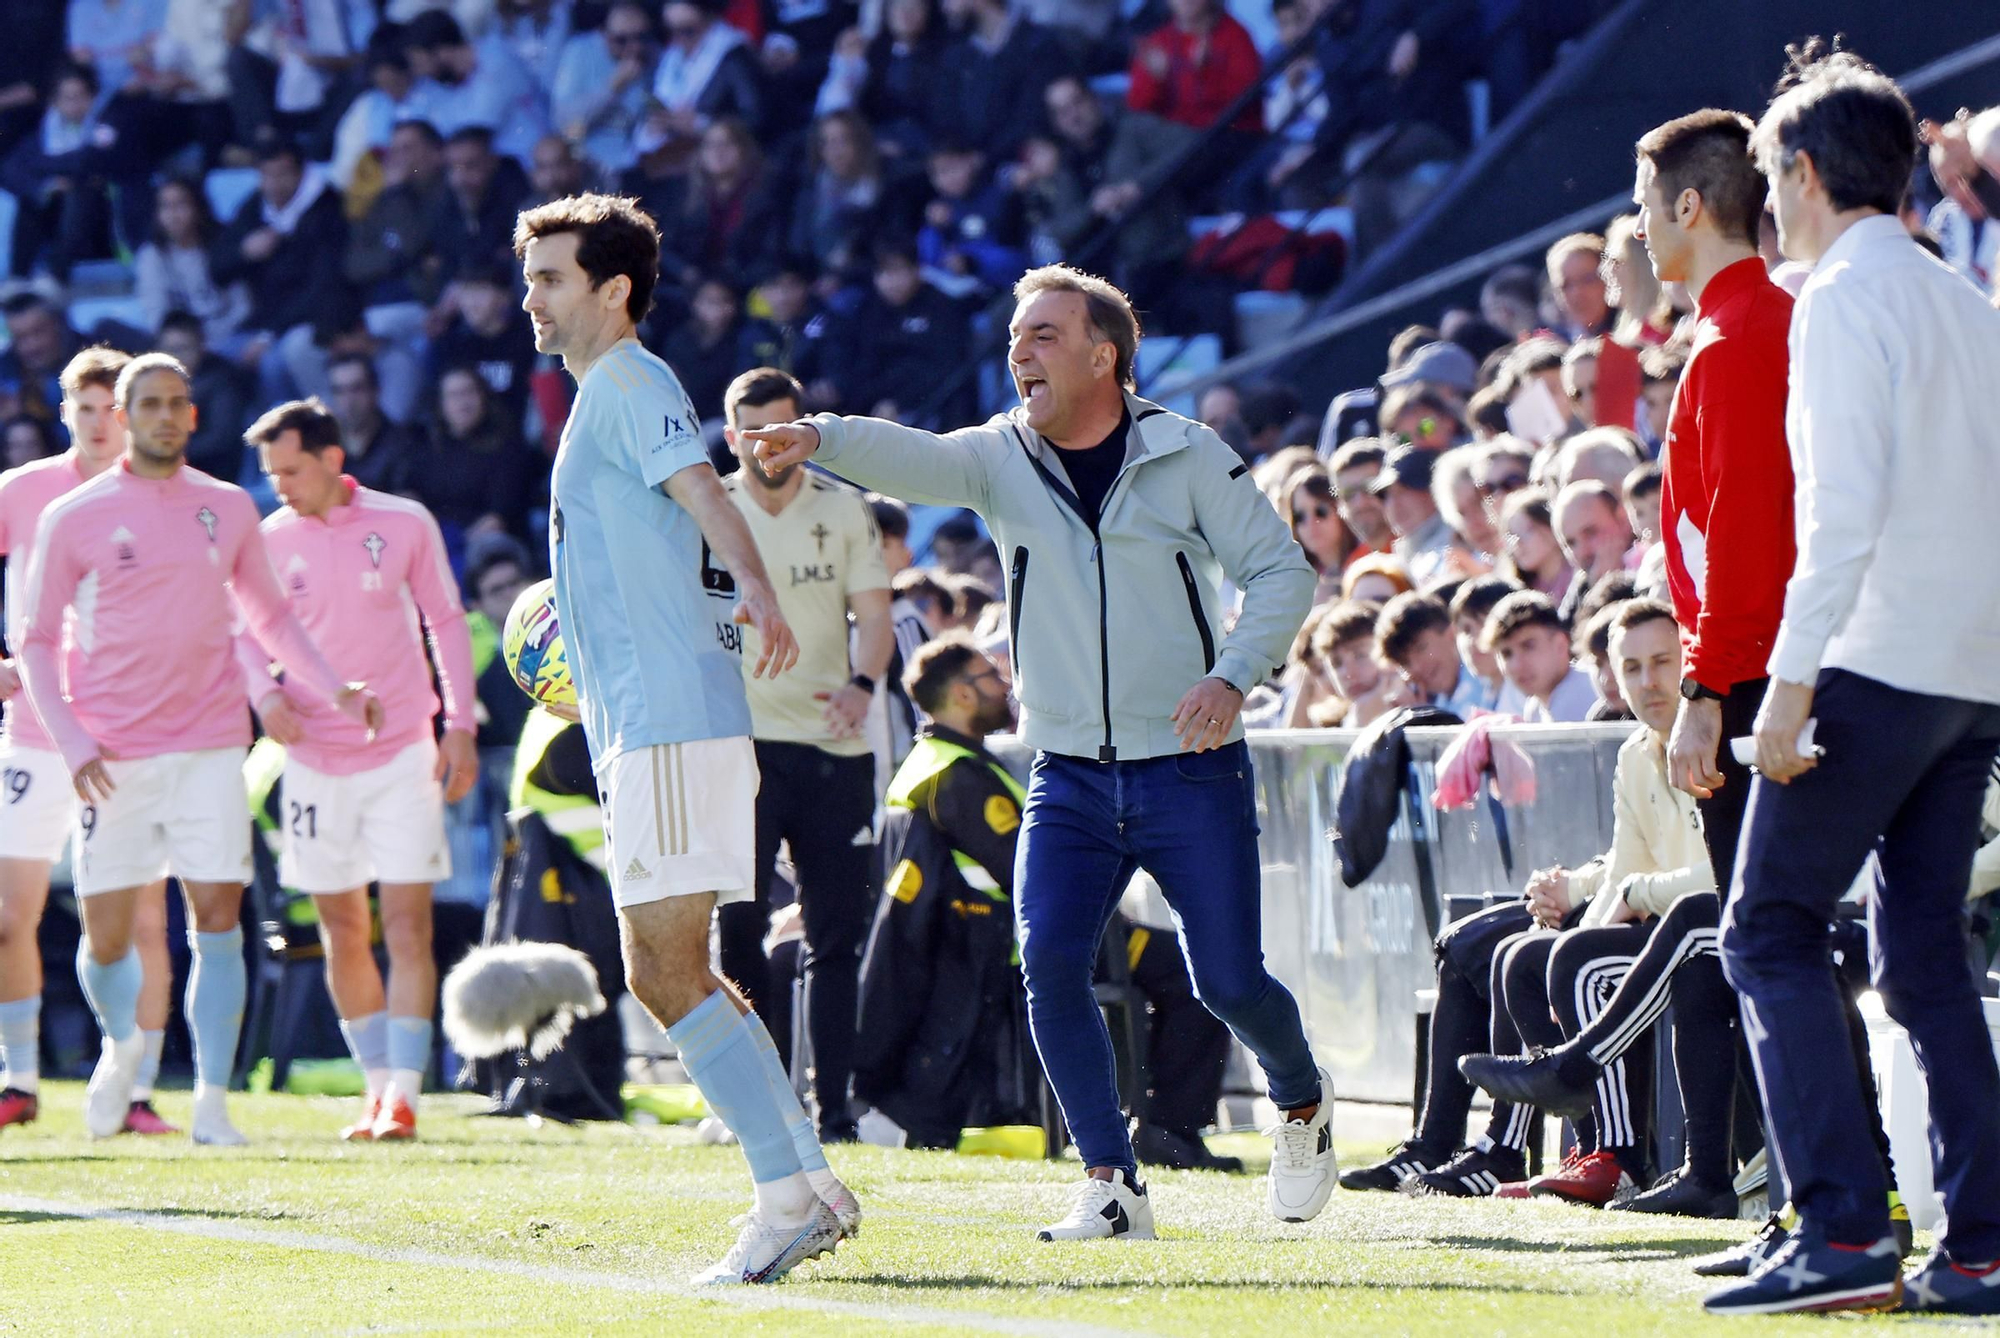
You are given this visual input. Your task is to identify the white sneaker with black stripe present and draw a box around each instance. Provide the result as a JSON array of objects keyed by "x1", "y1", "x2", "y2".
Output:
[
  {"x1": 1036, "y1": 1173, "x2": 1155, "y2": 1241},
  {"x1": 1266, "y1": 1066, "x2": 1338, "y2": 1222}
]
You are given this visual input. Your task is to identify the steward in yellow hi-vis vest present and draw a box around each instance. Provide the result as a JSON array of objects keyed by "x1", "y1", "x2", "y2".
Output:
[{"x1": 855, "y1": 726, "x2": 1034, "y2": 1147}]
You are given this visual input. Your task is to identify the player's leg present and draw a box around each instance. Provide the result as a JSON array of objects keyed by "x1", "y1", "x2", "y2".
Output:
[
  {"x1": 0, "y1": 859, "x2": 52, "y2": 1125},
  {"x1": 1538, "y1": 925, "x2": 1648, "y2": 1205},
  {"x1": 786, "y1": 749, "x2": 875, "y2": 1143},
  {"x1": 1416, "y1": 930, "x2": 1547, "y2": 1197},
  {"x1": 375, "y1": 881, "x2": 436, "y2": 1137},
  {"x1": 125, "y1": 879, "x2": 180, "y2": 1134},
  {"x1": 313, "y1": 886, "x2": 388, "y2": 1134},
  {"x1": 77, "y1": 884, "x2": 147, "y2": 1138}
]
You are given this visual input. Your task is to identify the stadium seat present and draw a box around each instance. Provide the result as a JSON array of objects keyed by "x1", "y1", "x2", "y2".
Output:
[
  {"x1": 204, "y1": 167, "x2": 261, "y2": 224},
  {"x1": 1134, "y1": 332, "x2": 1219, "y2": 418},
  {"x1": 66, "y1": 294, "x2": 149, "y2": 338}
]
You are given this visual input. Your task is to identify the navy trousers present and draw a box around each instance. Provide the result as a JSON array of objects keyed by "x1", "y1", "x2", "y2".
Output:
[
  {"x1": 1016, "y1": 742, "x2": 1320, "y2": 1173},
  {"x1": 1721, "y1": 669, "x2": 2000, "y2": 1257}
]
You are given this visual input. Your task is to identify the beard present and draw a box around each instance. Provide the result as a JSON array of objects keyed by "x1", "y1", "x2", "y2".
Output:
[
  {"x1": 972, "y1": 693, "x2": 1015, "y2": 735},
  {"x1": 746, "y1": 461, "x2": 797, "y2": 490}
]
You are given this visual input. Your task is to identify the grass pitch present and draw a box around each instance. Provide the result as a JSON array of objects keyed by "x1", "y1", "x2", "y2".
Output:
[{"x1": 0, "y1": 1084, "x2": 1975, "y2": 1335}]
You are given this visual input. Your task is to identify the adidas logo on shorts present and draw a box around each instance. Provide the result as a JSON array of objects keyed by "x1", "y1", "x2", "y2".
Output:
[{"x1": 623, "y1": 858, "x2": 652, "y2": 882}]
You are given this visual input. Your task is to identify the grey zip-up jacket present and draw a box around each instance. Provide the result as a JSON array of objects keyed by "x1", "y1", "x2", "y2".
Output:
[{"x1": 809, "y1": 393, "x2": 1315, "y2": 762}]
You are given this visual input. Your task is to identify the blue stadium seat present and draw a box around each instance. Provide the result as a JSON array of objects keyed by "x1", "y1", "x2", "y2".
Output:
[
  {"x1": 1135, "y1": 332, "x2": 1219, "y2": 418},
  {"x1": 205, "y1": 167, "x2": 261, "y2": 224},
  {"x1": 67, "y1": 294, "x2": 149, "y2": 338}
]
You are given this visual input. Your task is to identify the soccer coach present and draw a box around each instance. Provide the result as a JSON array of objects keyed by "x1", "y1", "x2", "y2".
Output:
[{"x1": 747, "y1": 265, "x2": 1335, "y2": 1241}]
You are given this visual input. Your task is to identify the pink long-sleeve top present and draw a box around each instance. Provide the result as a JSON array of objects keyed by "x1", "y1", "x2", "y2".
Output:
[
  {"x1": 242, "y1": 481, "x2": 474, "y2": 775},
  {"x1": 19, "y1": 462, "x2": 348, "y2": 773},
  {"x1": 0, "y1": 451, "x2": 90, "y2": 752}
]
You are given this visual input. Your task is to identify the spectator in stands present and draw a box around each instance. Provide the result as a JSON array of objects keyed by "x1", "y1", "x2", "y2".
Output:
[
  {"x1": 154, "y1": 309, "x2": 250, "y2": 482},
  {"x1": 1372, "y1": 445, "x2": 1461, "y2": 588},
  {"x1": 1283, "y1": 465, "x2": 1351, "y2": 602},
  {"x1": 1380, "y1": 385, "x2": 1465, "y2": 451},
  {"x1": 826, "y1": 241, "x2": 972, "y2": 427},
  {"x1": 2, "y1": 414, "x2": 58, "y2": 469},
  {"x1": 134, "y1": 176, "x2": 250, "y2": 349},
  {"x1": 464, "y1": 542, "x2": 534, "y2": 761},
  {"x1": 1432, "y1": 443, "x2": 1497, "y2": 564},
  {"x1": 1316, "y1": 325, "x2": 1434, "y2": 454},
  {"x1": 1329, "y1": 437, "x2": 1393, "y2": 563},
  {"x1": 430, "y1": 259, "x2": 537, "y2": 429},
  {"x1": 407, "y1": 365, "x2": 536, "y2": 554},
  {"x1": 1623, "y1": 461, "x2": 1662, "y2": 549},
  {"x1": 1561, "y1": 338, "x2": 1601, "y2": 427},
  {"x1": 1553, "y1": 425, "x2": 1645, "y2": 492},
  {"x1": 93, "y1": 0, "x2": 237, "y2": 177},
  {"x1": 1257, "y1": 0, "x2": 1331, "y2": 205},
  {"x1": 1127, "y1": 0, "x2": 1262, "y2": 136},
  {"x1": 1, "y1": 64, "x2": 112, "y2": 280},
  {"x1": 0, "y1": 295, "x2": 79, "y2": 432},
  {"x1": 832, "y1": 0, "x2": 948, "y2": 161},
  {"x1": 344, "y1": 120, "x2": 451, "y2": 346},
  {"x1": 1546, "y1": 231, "x2": 1614, "y2": 339},
  {"x1": 1554, "y1": 480, "x2": 1638, "y2": 594},
  {"x1": 66, "y1": 0, "x2": 169, "y2": 100},
  {"x1": 211, "y1": 139, "x2": 349, "y2": 401},
  {"x1": 1577, "y1": 602, "x2": 1634, "y2": 722},
  {"x1": 1498, "y1": 337, "x2": 1575, "y2": 445},
  {"x1": 1448, "y1": 573, "x2": 1523, "y2": 714},
  {"x1": 525, "y1": 133, "x2": 587, "y2": 207},
  {"x1": 1484, "y1": 590, "x2": 1595, "y2": 722},
  {"x1": 786, "y1": 111, "x2": 887, "y2": 287},
  {"x1": 649, "y1": 0, "x2": 764, "y2": 154},
  {"x1": 436, "y1": 126, "x2": 531, "y2": 281},
  {"x1": 497, "y1": 0, "x2": 572, "y2": 92},
  {"x1": 1480, "y1": 264, "x2": 1541, "y2": 338},
  {"x1": 1920, "y1": 106, "x2": 1998, "y2": 295},
  {"x1": 653, "y1": 274, "x2": 771, "y2": 424},
  {"x1": 1604, "y1": 214, "x2": 1675, "y2": 344},
  {"x1": 1340, "y1": 551, "x2": 1411, "y2": 606},
  {"x1": 1379, "y1": 339, "x2": 1478, "y2": 415},
  {"x1": 751, "y1": 259, "x2": 838, "y2": 404},
  {"x1": 1636, "y1": 342, "x2": 1686, "y2": 450},
  {"x1": 325, "y1": 351, "x2": 419, "y2": 495},
  {"x1": 1319, "y1": 600, "x2": 1407, "y2": 727},
  {"x1": 551, "y1": 1, "x2": 659, "y2": 179},
  {"x1": 329, "y1": 36, "x2": 440, "y2": 192},
  {"x1": 1378, "y1": 590, "x2": 1493, "y2": 715},
  {"x1": 917, "y1": 139, "x2": 1028, "y2": 298},
  {"x1": 1472, "y1": 438, "x2": 1532, "y2": 529},
  {"x1": 227, "y1": 0, "x2": 374, "y2": 157},
  {"x1": 935, "y1": 0, "x2": 1071, "y2": 158},
  {"x1": 1499, "y1": 488, "x2": 1574, "y2": 600},
  {"x1": 404, "y1": 9, "x2": 549, "y2": 166}
]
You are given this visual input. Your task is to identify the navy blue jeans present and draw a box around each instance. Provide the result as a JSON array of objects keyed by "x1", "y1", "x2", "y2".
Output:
[
  {"x1": 1721, "y1": 669, "x2": 2000, "y2": 1257},
  {"x1": 1016, "y1": 741, "x2": 1320, "y2": 1173}
]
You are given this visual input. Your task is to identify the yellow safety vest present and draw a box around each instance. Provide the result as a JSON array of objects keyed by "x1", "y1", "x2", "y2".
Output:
[
  {"x1": 509, "y1": 707, "x2": 606, "y2": 869},
  {"x1": 884, "y1": 735, "x2": 1025, "y2": 902}
]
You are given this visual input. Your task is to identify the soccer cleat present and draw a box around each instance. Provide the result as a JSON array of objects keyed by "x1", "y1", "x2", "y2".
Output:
[
  {"x1": 1694, "y1": 1213, "x2": 1789, "y2": 1278},
  {"x1": 1036, "y1": 1174, "x2": 1156, "y2": 1242},
  {"x1": 371, "y1": 1091, "x2": 418, "y2": 1142},
  {"x1": 340, "y1": 1092, "x2": 383, "y2": 1142},
  {"x1": 810, "y1": 1170, "x2": 863, "y2": 1240},
  {"x1": 0, "y1": 1087, "x2": 38, "y2": 1129},
  {"x1": 122, "y1": 1099, "x2": 179, "y2": 1136},
  {"x1": 1406, "y1": 1143, "x2": 1527, "y2": 1198},
  {"x1": 1265, "y1": 1067, "x2": 1337, "y2": 1222},
  {"x1": 191, "y1": 1084, "x2": 247, "y2": 1147},
  {"x1": 1702, "y1": 1226, "x2": 1902, "y2": 1315},
  {"x1": 694, "y1": 1200, "x2": 843, "y2": 1285},
  {"x1": 1527, "y1": 1149, "x2": 1633, "y2": 1207},
  {"x1": 1608, "y1": 1165, "x2": 1736, "y2": 1218},
  {"x1": 1457, "y1": 1049, "x2": 1595, "y2": 1122},
  {"x1": 1901, "y1": 1247, "x2": 2000, "y2": 1315},
  {"x1": 1339, "y1": 1138, "x2": 1448, "y2": 1193},
  {"x1": 84, "y1": 1032, "x2": 144, "y2": 1140}
]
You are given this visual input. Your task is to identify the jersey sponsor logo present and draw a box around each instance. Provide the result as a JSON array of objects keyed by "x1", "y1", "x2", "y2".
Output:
[
  {"x1": 111, "y1": 524, "x2": 136, "y2": 566},
  {"x1": 283, "y1": 552, "x2": 309, "y2": 594},
  {"x1": 622, "y1": 856, "x2": 652, "y2": 883},
  {"x1": 362, "y1": 531, "x2": 387, "y2": 568},
  {"x1": 984, "y1": 794, "x2": 1020, "y2": 835},
  {"x1": 195, "y1": 506, "x2": 218, "y2": 542},
  {"x1": 654, "y1": 412, "x2": 692, "y2": 453}
]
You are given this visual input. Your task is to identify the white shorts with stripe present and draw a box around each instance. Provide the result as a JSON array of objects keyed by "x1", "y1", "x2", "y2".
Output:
[{"x1": 601, "y1": 737, "x2": 757, "y2": 910}]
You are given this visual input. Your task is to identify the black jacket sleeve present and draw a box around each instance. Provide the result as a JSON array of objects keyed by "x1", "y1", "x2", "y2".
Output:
[
  {"x1": 529, "y1": 723, "x2": 597, "y2": 797},
  {"x1": 926, "y1": 758, "x2": 1021, "y2": 897}
]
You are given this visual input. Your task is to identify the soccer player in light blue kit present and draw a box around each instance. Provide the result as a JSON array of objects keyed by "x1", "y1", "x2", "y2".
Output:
[{"x1": 515, "y1": 194, "x2": 858, "y2": 1285}]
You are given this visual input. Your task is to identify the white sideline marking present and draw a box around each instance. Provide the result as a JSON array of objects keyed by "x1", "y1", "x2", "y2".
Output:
[{"x1": 0, "y1": 1194, "x2": 1140, "y2": 1337}]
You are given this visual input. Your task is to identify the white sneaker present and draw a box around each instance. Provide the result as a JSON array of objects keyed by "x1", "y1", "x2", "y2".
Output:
[
  {"x1": 191, "y1": 1083, "x2": 247, "y2": 1147},
  {"x1": 808, "y1": 1168, "x2": 862, "y2": 1239},
  {"x1": 84, "y1": 1032, "x2": 143, "y2": 1140},
  {"x1": 1266, "y1": 1066, "x2": 1337, "y2": 1222},
  {"x1": 1035, "y1": 1174, "x2": 1156, "y2": 1242},
  {"x1": 694, "y1": 1200, "x2": 843, "y2": 1285}
]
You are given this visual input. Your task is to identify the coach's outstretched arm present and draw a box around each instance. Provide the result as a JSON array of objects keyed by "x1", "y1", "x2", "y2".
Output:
[
  {"x1": 743, "y1": 415, "x2": 999, "y2": 512},
  {"x1": 662, "y1": 462, "x2": 800, "y2": 679}
]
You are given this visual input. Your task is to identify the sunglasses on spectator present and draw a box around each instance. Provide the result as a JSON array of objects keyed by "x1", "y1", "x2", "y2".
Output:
[
  {"x1": 1293, "y1": 504, "x2": 1335, "y2": 524},
  {"x1": 1479, "y1": 473, "x2": 1528, "y2": 496}
]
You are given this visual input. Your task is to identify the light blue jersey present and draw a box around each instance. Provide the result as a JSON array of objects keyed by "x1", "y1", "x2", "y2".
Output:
[{"x1": 550, "y1": 340, "x2": 750, "y2": 769}]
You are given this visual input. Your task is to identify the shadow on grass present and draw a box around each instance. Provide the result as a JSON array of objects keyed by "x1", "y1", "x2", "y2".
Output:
[
  {"x1": 832, "y1": 1274, "x2": 1556, "y2": 1297},
  {"x1": 1, "y1": 1205, "x2": 295, "y2": 1225},
  {"x1": 1428, "y1": 1233, "x2": 1740, "y2": 1257}
]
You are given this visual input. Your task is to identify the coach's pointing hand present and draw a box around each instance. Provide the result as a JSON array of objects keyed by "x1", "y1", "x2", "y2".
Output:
[
  {"x1": 741, "y1": 422, "x2": 821, "y2": 478},
  {"x1": 735, "y1": 577, "x2": 800, "y2": 679}
]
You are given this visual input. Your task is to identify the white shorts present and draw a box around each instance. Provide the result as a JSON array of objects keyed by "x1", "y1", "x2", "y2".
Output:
[
  {"x1": 74, "y1": 747, "x2": 252, "y2": 898},
  {"x1": 280, "y1": 739, "x2": 450, "y2": 894},
  {"x1": 0, "y1": 741, "x2": 78, "y2": 863},
  {"x1": 603, "y1": 738, "x2": 757, "y2": 910}
]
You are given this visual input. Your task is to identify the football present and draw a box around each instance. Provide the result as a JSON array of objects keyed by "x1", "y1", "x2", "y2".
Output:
[{"x1": 500, "y1": 578, "x2": 576, "y2": 708}]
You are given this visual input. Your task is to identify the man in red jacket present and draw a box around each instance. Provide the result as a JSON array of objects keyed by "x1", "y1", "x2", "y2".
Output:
[{"x1": 1127, "y1": 0, "x2": 1263, "y2": 135}]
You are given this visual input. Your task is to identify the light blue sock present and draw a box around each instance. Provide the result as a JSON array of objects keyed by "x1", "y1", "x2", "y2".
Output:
[
  {"x1": 133, "y1": 1029, "x2": 164, "y2": 1100},
  {"x1": 187, "y1": 929, "x2": 246, "y2": 1087},
  {"x1": 386, "y1": 1016, "x2": 431, "y2": 1088},
  {"x1": 743, "y1": 1010, "x2": 828, "y2": 1175},
  {"x1": 0, "y1": 996, "x2": 39, "y2": 1091},
  {"x1": 76, "y1": 943, "x2": 141, "y2": 1045},
  {"x1": 668, "y1": 991, "x2": 803, "y2": 1184},
  {"x1": 339, "y1": 1010, "x2": 389, "y2": 1072}
]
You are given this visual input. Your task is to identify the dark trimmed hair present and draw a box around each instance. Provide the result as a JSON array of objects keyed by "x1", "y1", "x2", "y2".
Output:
[
  {"x1": 1483, "y1": 590, "x2": 1567, "y2": 650},
  {"x1": 892, "y1": 566, "x2": 952, "y2": 616},
  {"x1": 1319, "y1": 599, "x2": 1384, "y2": 654},
  {"x1": 869, "y1": 494, "x2": 910, "y2": 541},
  {"x1": 947, "y1": 573, "x2": 998, "y2": 623},
  {"x1": 1623, "y1": 461, "x2": 1663, "y2": 500},
  {"x1": 1376, "y1": 591, "x2": 1452, "y2": 666},
  {"x1": 1329, "y1": 437, "x2": 1388, "y2": 477},
  {"x1": 1013, "y1": 263, "x2": 1141, "y2": 389},
  {"x1": 60, "y1": 346, "x2": 130, "y2": 399},
  {"x1": 1448, "y1": 573, "x2": 1521, "y2": 627},
  {"x1": 904, "y1": 630, "x2": 987, "y2": 715},
  {"x1": 723, "y1": 367, "x2": 804, "y2": 428},
  {"x1": 1636, "y1": 109, "x2": 1766, "y2": 248},
  {"x1": 1611, "y1": 595, "x2": 1679, "y2": 640},
  {"x1": 246, "y1": 397, "x2": 343, "y2": 455},
  {"x1": 513, "y1": 192, "x2": 662, "y2": 324},
  {"x1": 1751, "y1": 41, "x2": 1916, "y2": 216},
  {"x1": 1574, "y1": 570, "x2": 1638, "y2": 635},
  {"x1": 114, "y1": 353, "x2": 191, "y2": 408},
  {"x1": 1579, "y1": 601, "x2": 1622, "y2": 662}
]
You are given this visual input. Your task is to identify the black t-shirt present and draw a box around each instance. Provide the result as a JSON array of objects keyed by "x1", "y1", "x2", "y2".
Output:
[{"x1": 1054, "y1": 410, "x2": 1129, "y2": 529}]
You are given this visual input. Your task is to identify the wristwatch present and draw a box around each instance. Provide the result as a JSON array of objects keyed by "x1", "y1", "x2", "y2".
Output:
[
  {"x1": 1679, "y1": 676, "x2": 1724, "y2": 703},
  {"x1": 849, "y1": 673, "x2": 877, "y2": 694}
]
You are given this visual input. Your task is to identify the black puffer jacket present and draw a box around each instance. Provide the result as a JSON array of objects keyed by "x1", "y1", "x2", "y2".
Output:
[{"x1": 1333, "y1": 705, "x2": 1461, "y2": 886}]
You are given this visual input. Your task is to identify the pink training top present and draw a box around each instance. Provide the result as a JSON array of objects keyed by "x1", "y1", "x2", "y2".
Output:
[
  {"x1": 20, "y1": 462, "x2": 348, "y2": 773},
  {"x1": 0, "y1": 451, "x2": 89, "y2": 752},
  {"x1": 242, "y1": 481, "x2": 475, "y2": 775}
]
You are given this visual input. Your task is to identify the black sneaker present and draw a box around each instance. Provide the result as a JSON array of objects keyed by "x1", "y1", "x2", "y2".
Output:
[
  {"x1": 1902, "y1": 1246, "x2": 2000, "y2": 1315},
  {"x1": 1609, "y1": 1165, "x2": 1738, "y2": 1219},
  {"x1": 1338, "y1": 1138, "x2": 1448, "y2": 1193},
  {"x1": 1702, "y1": 1224, "x2": 1902, "y2": 1315},
  {"x1": 1457, "y1": 1049, "x2": 1595, "y2": 1121},
  {"x1": 1406, "y1": 1143, "x2": 1527, "y2": 1198},
  {"x1": 1130, "y1": 1121, "x2": 1245, "y2": 1173},
  {"x1": 1693, "y1": 1213, "x2": 1788, "y2": 1278}
]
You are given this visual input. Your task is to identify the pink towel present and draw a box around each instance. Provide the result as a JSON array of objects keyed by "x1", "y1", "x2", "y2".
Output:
[{"x1": 1432, "y1": 716, "x2": 1538, "y2": 810}]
